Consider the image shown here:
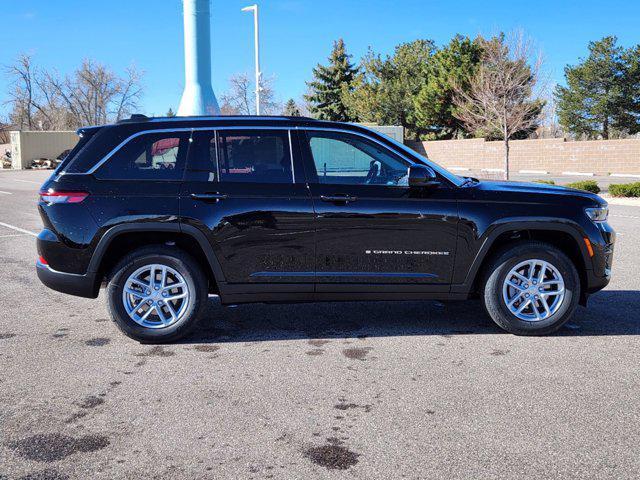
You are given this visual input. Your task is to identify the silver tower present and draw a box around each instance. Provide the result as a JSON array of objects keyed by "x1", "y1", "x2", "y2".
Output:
[{"x1": 177, "y1": 0, "x2": 220, "y2": 116}]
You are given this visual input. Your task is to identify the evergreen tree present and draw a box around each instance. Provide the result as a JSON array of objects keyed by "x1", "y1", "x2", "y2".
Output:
[
  {"x1": 283, "y1": 99, "x2": 302, "y2": 116},
  {"x1": 166, "y1": 108, "x2": 176, "y2": 117},
  {"x1": 343, "y1": 40, "x2": 435, "y2": 139},
  {"x1": 414, "y1": 35, "x2": 482, "y2": 139},
  {"x1": 305, "y1": 39, "x2": 357, "y2": 121},
  {"x1": 555, "y1": 36, "x2": 640, "y2": 139}
]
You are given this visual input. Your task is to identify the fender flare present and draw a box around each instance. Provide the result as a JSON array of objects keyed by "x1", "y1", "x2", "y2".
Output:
[
  {"x1": 86, "y1": 222, "x2": 226, "y2": 284},
  {"x1": 455, "y1": 217, "x2": 592, "y2": 292}
]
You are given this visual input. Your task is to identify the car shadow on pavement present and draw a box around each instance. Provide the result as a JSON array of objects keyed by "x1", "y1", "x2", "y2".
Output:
[{"x1": 183, "y1": 289, "x2": 640, "y2": 344}]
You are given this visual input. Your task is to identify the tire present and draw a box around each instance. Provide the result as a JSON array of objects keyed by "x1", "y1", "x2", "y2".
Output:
[
  {"x1": 481, "y1": 241, "x2": 580, "y2": 335},
  {"x1": 106, "y1": 245, "x2": 208, "y2": 343}
]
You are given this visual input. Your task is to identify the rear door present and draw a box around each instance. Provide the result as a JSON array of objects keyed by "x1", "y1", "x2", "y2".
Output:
[
  {"x1": 180, "y1": 128, "x2": 316, "y2": 290},
  {"x1": 88, "y1": 129, "x2": 190, "y2": 232}
]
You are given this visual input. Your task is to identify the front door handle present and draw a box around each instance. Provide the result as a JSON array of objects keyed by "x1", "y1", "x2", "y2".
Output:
[
  {"x1": 320, "y1": 194, "x2": 358, "y2": 204},
  {"x1": 190, "y1": 193, "x2": 228, "y2": 202}
]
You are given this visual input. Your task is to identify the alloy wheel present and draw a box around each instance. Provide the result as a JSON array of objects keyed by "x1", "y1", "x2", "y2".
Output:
[
  {"x1": 502, "y1": 259, "x2": 565, "y2": 322},
  {"x1": 122, "y1": 264, "x2": 191, "y2": 329}
]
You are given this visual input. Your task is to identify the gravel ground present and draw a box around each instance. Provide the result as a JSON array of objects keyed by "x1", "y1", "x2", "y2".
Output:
[{"x1": 0, "y1": 170, "x2": 638, "y2": 480}]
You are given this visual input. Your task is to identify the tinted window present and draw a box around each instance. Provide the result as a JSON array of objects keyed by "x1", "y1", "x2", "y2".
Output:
[
  {"x1": 96, "y1": 132, "x2": 189, "y2": 180},
  {"x1": 306, "y1": 131, "x2": 409, "y2": 186},
  {"x1": 186, "y1": 131, "x2": 218, "y2": 182},
  {"x1": 217, "y1": 130, "x2": 292, "y2": 184}
]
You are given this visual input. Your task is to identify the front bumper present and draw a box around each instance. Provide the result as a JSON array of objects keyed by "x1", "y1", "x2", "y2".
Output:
[{"x1": 36, "y1": 260, "x2": 98, "y2": 298}]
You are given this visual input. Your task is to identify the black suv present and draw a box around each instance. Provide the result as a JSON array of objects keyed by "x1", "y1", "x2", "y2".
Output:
[{"x1": 36, "y1": 115, "x2": 615, "y2": 342}]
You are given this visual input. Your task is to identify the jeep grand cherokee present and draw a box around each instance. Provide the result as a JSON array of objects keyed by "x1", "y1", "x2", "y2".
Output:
[{"x1": 36, "y1": 115, "x2": 615, "y2": 342}]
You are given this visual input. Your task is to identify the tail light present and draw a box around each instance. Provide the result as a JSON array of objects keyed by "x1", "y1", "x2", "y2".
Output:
[
  {"x1": 38, "y1": 255, "x2": 48, "y2": 266},
  {"x1": 39, "y1": 189, "x2": 89, "y2": 204}
]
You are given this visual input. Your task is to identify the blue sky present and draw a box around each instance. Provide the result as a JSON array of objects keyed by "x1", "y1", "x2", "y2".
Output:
[{"x1": 1, "y1": 0, "x2": 639, "y2": 117}]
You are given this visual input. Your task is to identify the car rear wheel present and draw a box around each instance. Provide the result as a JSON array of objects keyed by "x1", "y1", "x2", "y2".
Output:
[
  {"x1": 481, "y1": 241, "x2": 580, "y2": 335},
  {"x1": 107, "y1": 246, "x2": 208, "y2": 343}
]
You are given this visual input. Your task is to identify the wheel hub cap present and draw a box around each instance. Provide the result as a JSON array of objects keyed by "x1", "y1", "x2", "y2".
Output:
[
  {"x1": 502, "y1": 259, "x2": 565, "y2": 322},
  {"x1": 122, "y1": 264, "x2": 190, "y2": 329}
]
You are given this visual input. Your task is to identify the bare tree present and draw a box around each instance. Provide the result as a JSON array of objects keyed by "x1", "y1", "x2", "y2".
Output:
[
  {"x1": 219, "y1": 73, "x2": 280, "y2": 115},
  {"x1": 6, "y1": 55, "x2": 38, "y2": 129},
  {"x1": 46, "y1": 60, "x2": 143, "y2": 126},
  {"x1": 453, "y1": 32, "x2": 545, "y2": 179},
  {"x1": 5, "y1": 54, "x2": 143, "y2": 130},
  {"x1": 0, "y1": 122, "x2": 10, "y2": 144}
]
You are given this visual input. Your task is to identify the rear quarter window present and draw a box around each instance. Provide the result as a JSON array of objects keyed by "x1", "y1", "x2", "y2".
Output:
[{"x1": 94, "y1": 132, "x2": 190, "y2": 181}]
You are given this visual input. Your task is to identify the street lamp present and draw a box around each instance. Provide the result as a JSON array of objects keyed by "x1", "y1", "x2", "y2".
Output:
[{"x1": 241, "y1": 4, "x2": 261, "y2": 115}]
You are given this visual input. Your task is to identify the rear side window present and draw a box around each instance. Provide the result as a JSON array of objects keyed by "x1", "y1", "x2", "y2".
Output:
[
  {"x1": 217, "y1": 130, "x2": 293, "y2": 184},
  {"x1": 95, "y1": 132, "x2": 190, "y2": 181}
]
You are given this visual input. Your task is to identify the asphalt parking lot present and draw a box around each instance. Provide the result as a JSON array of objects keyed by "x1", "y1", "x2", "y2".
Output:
[{"x1": 0, "y1": 169, "x2": 638, "y2": 480}]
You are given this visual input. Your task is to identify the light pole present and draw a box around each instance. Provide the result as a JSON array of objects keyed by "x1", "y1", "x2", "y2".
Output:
[{"x1": 241, "y1": 4, "x2": 261, "y2": 115}]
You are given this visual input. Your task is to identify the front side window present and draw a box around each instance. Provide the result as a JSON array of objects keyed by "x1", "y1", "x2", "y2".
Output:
[
  {"x1": 217, "y1": 130, "x2": 293, "y2": 184},
  {"x1": 96, "y1": 132, "x2": 189, "y2": 180},
  {"x1": 305, "y1": 131, "x2": 410, "y2": 186}
]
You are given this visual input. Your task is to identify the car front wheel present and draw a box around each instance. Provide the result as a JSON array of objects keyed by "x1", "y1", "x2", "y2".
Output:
[
  {"x1": 106, "y1": 246, "x2": 208, "y2": 343},
  {"x1": 482, "y1": 241, "x2": 580, "y2": 335}
]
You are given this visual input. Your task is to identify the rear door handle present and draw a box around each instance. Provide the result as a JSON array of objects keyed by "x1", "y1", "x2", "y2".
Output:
[
  {"x1": 320, "y1": 194, "x2": 358, "y2": 203},
  {"x1": 190, "y1": 193, "x2": 228, "y2": 201}
]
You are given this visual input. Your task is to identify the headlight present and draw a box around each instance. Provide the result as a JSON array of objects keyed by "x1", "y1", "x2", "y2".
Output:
[{"x1": 585, "y1": 206, "x2": 608, "y2": 222}]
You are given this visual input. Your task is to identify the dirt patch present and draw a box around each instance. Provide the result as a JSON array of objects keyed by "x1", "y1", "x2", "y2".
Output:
[
  {"x1": 94, "y1": 318, "x2": 109, "y2": 323},
  {"x1": 77, "y1": 395, "x2": 104, "y2": 409},
  {"x1": 64, "y1": 412, "x2": 88, "y2": 424},
  {"x1": 308, "y1": 339, "x2": 330, "y2": 347},
  {"x1": 109, "y1": 381, "x2": 122, "y2": 387},
  {"x1": 52, "y1": 329, "x2": 68, "y2": 339},
  {"x1": 490, "y1": 349, "x2": 509, "y2": 356},
  {"x1": 85, "y1": 337, "x2": 110, "y2": 347},
  {"x1": 192, "y1": 345, "x2": 220, "y2": 353},
  {"x1": 18, "y1": 469, "x2": 69, "y2": 480},
  {"x1": 334, "y1": 403, "x2": 372, "y2": 413},
  {"x1": 135, "y1": 346, "x2": 175, "y2": 357},
  {"x1": 0, "y1": 333, "x2": 16, "y2": 340},
  {"x1": 10, "y1": 433, "x2": 109, "y2": 462},
  {"x1": 304, "y1": 444, "x2": 359, "y2": 470},
  {"x1": 306, "y1": 349, "x2": 324, "y2": 356},
  {"x1": 341, "y1": 347, "x2": 372, "y2": 361}
]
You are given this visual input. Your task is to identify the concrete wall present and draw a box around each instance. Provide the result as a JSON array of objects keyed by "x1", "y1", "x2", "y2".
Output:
[
  {"x1": 407, "y1": 137, "x2": 640, "y2": 176},
  {"x1": 10, "y1": 131, "x2": 78, "y2": 169}
]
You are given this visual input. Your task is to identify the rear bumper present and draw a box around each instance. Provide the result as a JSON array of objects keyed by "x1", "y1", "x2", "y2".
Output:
[{"x1": 36, "y1": 260, "x2": 98, "y2": 299}]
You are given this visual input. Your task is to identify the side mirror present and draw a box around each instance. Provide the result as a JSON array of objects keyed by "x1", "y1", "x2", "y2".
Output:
[{"x1": 408, "y1": 164, "x2": 440, "y2": 188}]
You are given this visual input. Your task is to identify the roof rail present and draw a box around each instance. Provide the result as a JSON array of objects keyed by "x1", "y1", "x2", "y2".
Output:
[{"x1": 118, "y1": 114, "x2": 150, "y2": 124}]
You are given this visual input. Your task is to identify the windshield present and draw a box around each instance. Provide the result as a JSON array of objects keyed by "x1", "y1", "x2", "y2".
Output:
[{"x1": 360, "y1": 126, "x2": 465, "y2": 187}]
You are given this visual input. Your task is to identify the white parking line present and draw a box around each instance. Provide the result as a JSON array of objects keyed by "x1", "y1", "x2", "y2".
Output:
[
  {"x1": 0, "y1": 190, "x2": 12, "y2": 195},
  {"x1": 611, "y1": 214, "x2": 640, "y2": 220},
  {"x1": 0, "y1": 233, "x2": 31, "y2": 239},
  {"x1": 12, "y1": 179, "x2": 42, "y2": 185},
  {"x1": 0, "y1": 222, "x2": 38, "y2": 237}
]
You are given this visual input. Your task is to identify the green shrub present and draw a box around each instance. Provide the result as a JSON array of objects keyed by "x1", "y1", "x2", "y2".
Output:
[
  {"x1": 565, "y1": 180, "x2": 601, "y2": 194},
  {"x1": 533, "y1": 179, "x2": 555, "y2": 185},
  {"x1": 609, "y1": 182, "x2": 640, "y2": 197}
]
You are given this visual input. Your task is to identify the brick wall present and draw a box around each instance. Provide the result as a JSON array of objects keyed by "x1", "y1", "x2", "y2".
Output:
[{"x1": 407, "y1": 137, "x2": 640, "y2": 176}]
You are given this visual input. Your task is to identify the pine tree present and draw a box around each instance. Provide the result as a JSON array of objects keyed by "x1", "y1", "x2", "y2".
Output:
[
  {"x1": 305, "y1": 39, "x2": 357, "y2": 121},
  {"x1": 342, "y1": 40, "x2": 435, "y2": 139},
  {"x1": 555, "y1": 36, "x2": 640, "y2": 139},
  {"x1": 166, "y1": 108, "x2": 176, "y2": 117},
  {"x1": 414, "y1": 35, "x2": 482, "y2": 139},
  {"x1": 283, "y1": 99, "x2": 302, "y2": 117}
]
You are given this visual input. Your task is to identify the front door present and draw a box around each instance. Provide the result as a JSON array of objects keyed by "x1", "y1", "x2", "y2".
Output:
[
  {"x1": 298, "y1": 129, "x2": 459, "y2": 291},
  {"x1": 180, "y1": 128, "x2": 316, "y2": 291}
]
